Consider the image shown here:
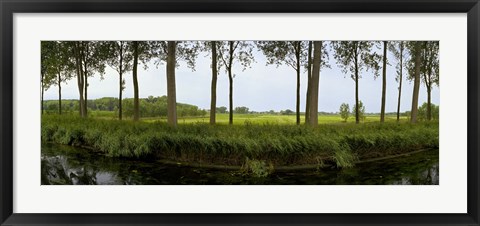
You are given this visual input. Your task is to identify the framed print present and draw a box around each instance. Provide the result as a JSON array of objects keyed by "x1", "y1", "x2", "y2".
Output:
[{"x1": 1, "y1": 0, "x2": 479, "y2": 225}]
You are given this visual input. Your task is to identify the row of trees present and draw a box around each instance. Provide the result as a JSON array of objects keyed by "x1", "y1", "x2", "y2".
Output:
[
  {"x1": 42, "y1": 96, "x2": 208, "y2": 118},
  {"x1": 339, "y1": 101, "x2": 440, "y2": 122},
  {"x1": 41, "y1": 41, "x2": 439, "y2": 127}
]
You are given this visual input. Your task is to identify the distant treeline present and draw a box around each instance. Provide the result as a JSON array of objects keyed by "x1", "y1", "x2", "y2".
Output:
[
  {"x1": 43, "y1": 95, "x2": 438, "y2": 121},
  {"x1": 43, "y1": 96, "x2": 207, "y2": 118}
]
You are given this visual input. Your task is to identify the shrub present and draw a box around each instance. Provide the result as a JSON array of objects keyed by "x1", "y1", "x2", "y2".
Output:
[{"x1": 339, "y1": 103, "x2": 350, "y2": 122}]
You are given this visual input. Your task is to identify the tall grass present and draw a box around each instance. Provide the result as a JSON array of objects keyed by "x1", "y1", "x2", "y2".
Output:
[{"x1": 42, "y1": 115, "x2": 438, "y2": 169}]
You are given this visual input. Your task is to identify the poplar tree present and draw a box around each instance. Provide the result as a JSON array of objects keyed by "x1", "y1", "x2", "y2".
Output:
[
  {"x1": 150, "y1": 41, "x2": 199, "y2": 127},
  {"x1": 105, "y1": 41, "x2": 132, "y2": 120},
  {"x1": 218, "y1": 41, "x2": 255, "y2": 125},
  {"x1": 333, "y1": 41, "x2": 380, "y2": 124},
  {"x1": 388, "y1": 41, "x2": 409, "y2": 122},
  {"x1": 256, "y1": 41, "x2": 306, "y2": 125},
  {"x1": 41, "y1": 41, "x2": 74, "y2": 114}
]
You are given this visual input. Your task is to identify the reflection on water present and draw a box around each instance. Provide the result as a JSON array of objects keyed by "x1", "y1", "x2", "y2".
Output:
[{"x1": 41, "y1": 143, "x2": 439, "y2": 185}]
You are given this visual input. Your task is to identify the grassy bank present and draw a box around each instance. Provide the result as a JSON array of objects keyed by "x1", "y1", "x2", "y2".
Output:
[{"x1": 41, "y1": 115, "x2": 438, "y2": 169}]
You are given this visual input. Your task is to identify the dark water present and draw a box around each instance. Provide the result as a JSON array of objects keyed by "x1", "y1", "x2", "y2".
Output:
[{"x1": 41, "y1": 143, "x2": 439, "y2": 185}]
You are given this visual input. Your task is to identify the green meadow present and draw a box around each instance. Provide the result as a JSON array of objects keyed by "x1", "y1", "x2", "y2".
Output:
[{"x1": 70, "y1": 110, "x2": 409, "y2": 125}]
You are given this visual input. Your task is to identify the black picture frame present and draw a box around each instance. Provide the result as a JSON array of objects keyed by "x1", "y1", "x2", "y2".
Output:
[{"x1": 1, "y1": 0, "x2": 479, "y2": 225}]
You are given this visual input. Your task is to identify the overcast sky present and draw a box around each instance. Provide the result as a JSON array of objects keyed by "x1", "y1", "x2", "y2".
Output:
[{"x1": 44, "y1": 42, "x2": 439, "y2": 113}]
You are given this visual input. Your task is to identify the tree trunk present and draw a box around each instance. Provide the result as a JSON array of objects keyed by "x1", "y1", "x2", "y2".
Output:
[
  {"x1": 132, "y1": 41, "x2": 140, "y2": 121},
  {"x1": 119, "y1": 71, "x2": 123, "y2": 120},
  {"x1": 380, "y1": 41, "x2": 387, "y2": 123},
  {"x1": 166, "y1": 41, "x2": 178, "y2": 127},
  {"x1": 396, "y1": 44, "x2": 403, "y2": 122},
  {"x1": 210, "y1": 41, "x2": 218, "y2": 125},
  {"x1": 58, "y1": 73, "x2": 62, "y2": 115},
  {"x1": 84, "y1": 72, "x2": 88, "y2": 117},
  {"x1": 308, "y1": 41, "x2": 322, "y2": 126},
  {"x1": 410, "y1": 41, "x2": 422, "y2": 123},
  {"x1": 228, "y1": 41, "x2": 234, "y2": 125},
  {"x1": 295, "y1": 43, "x2": 301, "y2": 125},
  {"x1": 228, "y1": 71, "x2": 233, "y2": 125},
  {"x1": 82, "y1": 42, "x2": 89, "y2": 117},
  {"x1": 427, "y1": 87, "x2": 432, "y2": 120},
  {"x1": 426, "y1": 46, "x2": 433, "y2": 121},
  {"x1": 118, "y1": 42, "x2": 123, "y2": 120},
  {"x1": 41, "y1": 75, "x2": 44, "y2": 115},
  {"x1": 74, "y1": 43, "x2": 85, "y2": 118},
  {"x1": 305, "y1": 41, "x2": 312, "y2": 124},
  {"x1": 355, "y1": 63, "x2": 359, "y2": 124}
]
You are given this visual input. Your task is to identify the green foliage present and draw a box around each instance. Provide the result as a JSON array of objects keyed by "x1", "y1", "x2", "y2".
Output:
[
  {"x1": 42, "y1": 96, "x2": 207, "y2": 118},
  {"x1": 41, "y1": 41, "x2": 75, "y2": 91},
  {"x1": 339, "y1": 103, "x2": 350, "y2": 122},
  {"x1": 218, "y1": 41, "x2": 255, "y2": 74},
  {"x1": 216, "y1": 106, "x2": 227, "y2": 114},
  {"x1": 42, "y1": 115, "x2": 439, "y2": 169},
  {"x1": 70, "y1": 41, "x2": 109, "y2": 78},
  {"x1": 241, "y1": 158, "x2": 274, "y2": 177},
  {"x1": 352, "y1": 101, "x2": 366, "y2": 122},
  {"x1": 332, "y1": 146, "x2": 357, "y2": 168},
  {"x1": 255, "y1": 41, "x2": 330, "y2": 70},
  {"x1": 388, "y1": 41, "x2": 409, "y2": 82},
  {"x1": 332, "y1": 41, "x2": 381, "y2": 80},
  {"x1": 406, "y1": 41, "x2": 439, "y2": 86},
  {"x1": 417, "y1": 102, "x2": 439, "y2": 121},
  {"x1": 256, "y1": 41, "x2": 307, "y2": 70},
  {"x1": 104, "y1": 41, "x2": 133, "y2": 76},
  {"x1": 234, "y1": 106, "x2": 249, "y2": 114},
  {"x1": 149, "y1": 41, "x2": 200, "y2": 70},
  {"x1": 280, "y1": 109, "x2": 294, "y2": 115}
]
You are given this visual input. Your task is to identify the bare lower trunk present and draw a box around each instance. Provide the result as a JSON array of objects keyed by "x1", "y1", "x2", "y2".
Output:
[
  {"x1": 380, "y1": 41, "x2": 387, "y2": 123},
  {"x1": 293, "y1": 42, "x2": 301, "y2": 125},
  {"x1": 77, "y1": 72, "x2": 85, "y2": 117},
  {"x1": 355, "y1": 66, "x2": 359, "y2": 124},
  {"x1": 81, "y1": 42, "x2": 88, "y2": 117},
  {"x1": 119, "y1": 72, "x2": 123, "y2": 120},
  {"x1": 410, "y1": 42, "x2": 422, "y2": 123},
  {"x1": 210, "y1": 41, "x2": 218, "y2": 125},
  {"x1": 41, "y1": 79, "x2": 44, "y2": 115},
  {"x1": 228, "y1": 41, "x2": 234, "y2": 125},
  {"x1": 427, "y1": 87, "x2": 432, "y2": 120},
  {"x1": 74, "y1": 43, "x2": 85, "y2": 118},
  {"x1": 305, "y1": 41, "x2": 312, "y2": 124},
  {"x1": 228, "y1": 71, "x2": 233, "y2": 125},
  {"x1": 132, "y1": 41, "x2": 140, "y2": 121},
  {"x1": 396, "y1": 46, "x2": 403, "y2": 122},
  {"x1": 58, "y1": 73, "x2": 62, "y2": 115},
  {"x1": 308, "y1": 41, "x2": 322, "y2": 126},
  {"x1": 118, "y1": 43, "x2": 124, "y2": 121},
  {"x1": 296, "y1": 66, "x2": 300, "y2": 125},
  {"x1": 84, "y1": 74, "x2": 88, "y2": 117},
  {"x1": 305, "y1": 78, "x2": 311, "y2": 123},
  {"x1": 397, "y1": 73, "x2": 403, "y2": 122},
  {"x1": 166, "y1": 41, "x2": 178, "y2": 127}
]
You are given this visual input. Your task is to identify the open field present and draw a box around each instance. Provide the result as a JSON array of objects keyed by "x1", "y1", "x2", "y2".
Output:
[
  {"x1": 151, "y1": 114, "x2": 410, "y2": 125},
  {"x1": 169, "y1": 114, "x2": 407, "y2": 125},
  {"x1": 51, "y1": 111, "x2": 410, "y2": 125}
]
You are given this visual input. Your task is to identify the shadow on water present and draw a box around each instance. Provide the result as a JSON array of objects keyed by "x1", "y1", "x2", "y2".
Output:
[{"x1": 41, "y1": 143, "x2": 439, "y2": 185}]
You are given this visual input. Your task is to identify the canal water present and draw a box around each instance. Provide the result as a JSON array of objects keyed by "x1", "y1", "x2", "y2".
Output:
[{"x1": 41, "y1": 143, "x2": 439, "y2": 185}]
